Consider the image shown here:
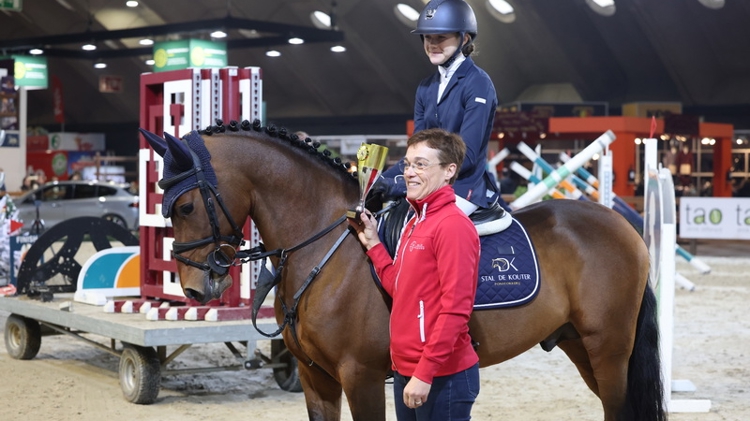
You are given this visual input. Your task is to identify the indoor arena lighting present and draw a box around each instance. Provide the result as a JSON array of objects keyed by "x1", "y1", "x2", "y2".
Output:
[
  {"x1": 94, "y1": 62, "x2": 107, "y2": 69},
  {"x1": 266, "y1": 50, "x2": 281, "y2": 57},
  {"x1": 330, "y1": 45, "x2": 346, "y2": 53},
  {"x1": 288, "y1": 37, "x2": 304, "y2": 45},
  {"x1": 126, "y1": 1, "x2": 138, "y2": 7},
  {"x1": 211, "y1": 30, "x2": 227, "y2": 38},
  {"x1": 139, "y1": 38, "x2": 153, "y2": 45},
  {"x1": 586, "y1": 0, "x2": 616, "y2": 16},
  {"x1": 394, "y1": 4, "x2": 420, "y2": 27},
  {"x1": 82, "y1": 43, "x2": 96, "y2": 51},
  {"x1": 311, "y1": 10, "x2": 332, "y2": 29},
  {"x1": 395, "y1": 4, "x2": 419, "y2": 22},
  {"x1": 487, "y1": 0, "x2": 516, "y2": 23},
  {"x1": 698, "y1": 0, "x2": 725, "y2": 9},
  {"x1": 29, "y1": 48, "x2": 44, "y2": 55},
  {"x1": 488, "y1": 0, "x2": 514, "y2": 15}
]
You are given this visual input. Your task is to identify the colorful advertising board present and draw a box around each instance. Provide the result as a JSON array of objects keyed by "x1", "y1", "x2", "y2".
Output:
[
  {"x1": 26, "y1": 150, "x2": 69, "y2": 180},
  {"x1": 679, "y1": 197, "x2": 750, "y2": 240},
  {"x1": 11, "y1": 55, "x2": 47, "y2": 89},
  {"x1": 152, "y1": 39, "x2": 227, "y2": 73}
]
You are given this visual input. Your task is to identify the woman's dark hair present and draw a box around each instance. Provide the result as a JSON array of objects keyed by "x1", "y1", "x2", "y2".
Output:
[{"x1": 407, "y1": 128, "x2": 466, "y2": 184}]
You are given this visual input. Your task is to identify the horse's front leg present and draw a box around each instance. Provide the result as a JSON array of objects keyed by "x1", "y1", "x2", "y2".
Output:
[{"x1": 298, "y1": 363, "x2": 344, "y2": 421}]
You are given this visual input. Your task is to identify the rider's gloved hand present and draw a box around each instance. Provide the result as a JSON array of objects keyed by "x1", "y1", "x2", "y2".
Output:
[{"x1": 369, "y1": 176, "x2": 406, "y2": 202}]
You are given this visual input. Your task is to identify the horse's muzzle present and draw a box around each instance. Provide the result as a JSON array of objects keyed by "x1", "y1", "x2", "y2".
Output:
[{"x1": 184, "y1": 272, "x2": 232, "y2": 304}]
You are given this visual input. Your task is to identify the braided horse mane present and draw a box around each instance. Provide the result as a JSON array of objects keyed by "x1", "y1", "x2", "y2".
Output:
[{"x1": 201, "y1": 119, "x2": 358, "y2": 185}]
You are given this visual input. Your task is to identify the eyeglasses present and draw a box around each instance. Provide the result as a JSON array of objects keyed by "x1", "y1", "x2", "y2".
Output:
[{"x1": 397, "y1": 159, "x2": 443, "y2": 174}]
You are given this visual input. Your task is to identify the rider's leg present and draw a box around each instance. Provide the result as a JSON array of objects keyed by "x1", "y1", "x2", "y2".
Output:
[{"x1": 455, "y1": 195, "x2": 478, "y2": 216}]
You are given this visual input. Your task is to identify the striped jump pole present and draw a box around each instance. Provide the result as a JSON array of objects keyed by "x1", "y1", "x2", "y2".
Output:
[
  {"x1": 508, "y1": 161, "x2": 568, "y2": 201},
  {"x1": 511, "y1": 130, "x2": 616, "y2": 210},
  {"x1": 514, "y1": 143, "x2": 650, "y2": 227},
  {"x1": 517, "y1": 142, "x2": 600, "y2": 200},
  {"x1": 513, "y1": 150, "x2": 701, "y2": 292},
  {"x1": 559, "y1": 152, "x2": 711, "y2": 275}
]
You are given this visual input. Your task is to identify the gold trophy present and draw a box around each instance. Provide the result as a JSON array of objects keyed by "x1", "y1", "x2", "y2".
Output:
[{"x1": 347, "y1": 143, "x2": 389, "y2": 219}]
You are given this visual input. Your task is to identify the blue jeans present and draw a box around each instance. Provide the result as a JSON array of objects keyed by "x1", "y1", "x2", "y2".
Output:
[{"x1": 393, "y1": 363, "x2": 479, "y2": 421}]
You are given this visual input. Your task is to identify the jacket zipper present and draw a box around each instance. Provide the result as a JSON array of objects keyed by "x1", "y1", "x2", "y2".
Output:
[
  {"x1": 418, "y1": 300, "x2": 425, "y2": 343},
  {"x1": 394, "y1": 220, "x2": 416, "y2": 290}
]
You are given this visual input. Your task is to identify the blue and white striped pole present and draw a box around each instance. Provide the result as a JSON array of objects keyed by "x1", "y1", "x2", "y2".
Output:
[
  {"x1": 511, "y1": 130, "x2": 616, "y2": 210},
  {"x1": 559, "y1": 152, "x2": 711, "y2": 275}
]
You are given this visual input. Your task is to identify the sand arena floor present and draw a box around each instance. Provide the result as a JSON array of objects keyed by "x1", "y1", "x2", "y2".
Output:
[{"x1": 0, "y1": 240, "x2": 748, "y2": 420}]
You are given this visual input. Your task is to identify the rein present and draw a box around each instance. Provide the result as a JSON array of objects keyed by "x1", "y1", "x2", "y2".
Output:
[{"x1": 248, "y1": 203, "x2": 399, "y2": 340}]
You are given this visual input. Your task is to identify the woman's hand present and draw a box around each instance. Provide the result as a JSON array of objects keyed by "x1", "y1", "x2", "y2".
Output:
[
  {"x1": 347, "y1": 209, "x2": 381, "y2": 251},
  {"x1": 403, "y1": 376, "x2": 431, "y2": 409}
]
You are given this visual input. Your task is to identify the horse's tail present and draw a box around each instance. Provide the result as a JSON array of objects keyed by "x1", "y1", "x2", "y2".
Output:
[{"x1": 621, "y1": 282, "x2": 667, "y2": 421}]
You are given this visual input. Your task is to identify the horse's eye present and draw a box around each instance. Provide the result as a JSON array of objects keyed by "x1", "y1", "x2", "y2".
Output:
[{"x1": 178, "y1": 203, "x2": 194, "y2": 216}]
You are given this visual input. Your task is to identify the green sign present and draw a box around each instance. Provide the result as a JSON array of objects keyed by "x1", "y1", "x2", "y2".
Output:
[
  {"x1": 51, "y1": 152, "x2": 68, "y2": 176},
  {"x1": 152, "y1": 39, "x2": 227, "y2": 72},
  {"x1": 0, "y1": 0, "x2": 22, "y2": 11},
  {"x1": 12, "y1": 55, "x2": 48, "y2": 89}
]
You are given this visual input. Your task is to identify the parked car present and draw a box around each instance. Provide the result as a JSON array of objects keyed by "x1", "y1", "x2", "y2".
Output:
[{"x1": 15, "y1": 180, "x2": 139, "y2": 232}]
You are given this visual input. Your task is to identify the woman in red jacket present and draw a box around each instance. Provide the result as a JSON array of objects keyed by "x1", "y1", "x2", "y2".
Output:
[{"x1": 351, "y1": 128, "x2": 480, "y2": 420}]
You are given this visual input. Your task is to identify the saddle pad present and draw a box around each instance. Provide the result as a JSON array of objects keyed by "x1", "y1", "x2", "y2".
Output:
[{"x1": 474, "y1": 217, "x2": 540, "y2": 310}]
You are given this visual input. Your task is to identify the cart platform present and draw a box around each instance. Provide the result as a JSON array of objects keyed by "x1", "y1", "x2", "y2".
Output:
[
  {"x1": 0, "y1": 294, "x2": 279, "y2": 346},
  {"x1": 0, "y1": 294, "x2": 301, "y2": 404}
]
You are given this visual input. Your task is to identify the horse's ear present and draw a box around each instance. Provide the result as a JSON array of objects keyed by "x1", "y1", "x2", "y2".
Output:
[
  {"x1": 139, "y1": 128, "x2": 167, "y2": 157},
  {"x1": 164, "y1": 132, "x2": 194, "y2": 170}
]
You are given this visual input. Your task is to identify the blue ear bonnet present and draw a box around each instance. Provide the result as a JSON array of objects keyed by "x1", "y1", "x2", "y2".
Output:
[{"x1": 160, "y1": 131, "x2": 218, "y2": 218}]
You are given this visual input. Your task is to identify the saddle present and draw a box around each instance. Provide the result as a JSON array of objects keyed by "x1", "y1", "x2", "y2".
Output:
[
  {"x1": 376, "y1": 199, "x2": 540, "y2": 310},
  {"x1": 378, "y1": 199, "x2": 511, "y2": 255}
]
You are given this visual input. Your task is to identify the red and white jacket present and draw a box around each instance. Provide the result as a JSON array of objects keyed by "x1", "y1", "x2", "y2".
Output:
[{"x1": 367, "y1": 185, "x2": 480, "y2": 384}]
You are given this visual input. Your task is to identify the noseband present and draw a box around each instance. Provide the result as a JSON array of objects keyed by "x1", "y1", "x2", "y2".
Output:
[{"x1": 158, "y1": 138, "x2": 244, "y2": 276}]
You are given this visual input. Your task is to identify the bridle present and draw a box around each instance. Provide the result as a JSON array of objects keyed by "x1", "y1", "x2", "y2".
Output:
[
  {"x1": 158, "y1": 137, "x2": 244, "y2": 277},
  {"x1": 159, "y1": 131, "x2": 398, "y2": 367},
  {"x1": 160, "y1": 135, "x2": 361, "y2": 280}
]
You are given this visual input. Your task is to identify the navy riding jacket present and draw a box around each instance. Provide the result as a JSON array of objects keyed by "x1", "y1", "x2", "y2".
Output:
[{"x1": 385, "y1": 57, "x2": 499, "y2": 208}]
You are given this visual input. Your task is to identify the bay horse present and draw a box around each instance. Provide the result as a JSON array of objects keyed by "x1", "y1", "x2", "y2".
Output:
[{"x1": 141, "y1": 120, "x2": 665, "y2": 421}]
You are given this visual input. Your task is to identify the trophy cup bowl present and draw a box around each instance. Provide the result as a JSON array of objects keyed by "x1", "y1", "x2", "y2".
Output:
[{"x1": 347, "y1": 143, "x2": 389, "y2": 220}]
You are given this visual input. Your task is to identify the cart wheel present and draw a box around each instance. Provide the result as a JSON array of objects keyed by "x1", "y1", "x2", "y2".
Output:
[
  {"x1": 4, "y1": 315, "x2": 42, "y2": 360},
  {"x1": 119, "y1": 344, "x2": 161, "y2": 404},
  {"x1": 271, "y1": 339, "x2": 303, "y2": 393}
]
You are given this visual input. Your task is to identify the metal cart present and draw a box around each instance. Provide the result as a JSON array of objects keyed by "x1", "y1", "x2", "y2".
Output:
[{"x1": 0, "y1": 294, "x2": 300, "y2": 404}]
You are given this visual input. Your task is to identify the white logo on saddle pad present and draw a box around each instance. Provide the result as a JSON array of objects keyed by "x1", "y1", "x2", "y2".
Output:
[{"x1": 492, "y1": 257, "x2": 517, "y2": 272}]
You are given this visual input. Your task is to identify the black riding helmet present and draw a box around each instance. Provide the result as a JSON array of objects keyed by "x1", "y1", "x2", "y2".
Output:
[{"x1": 412, "y1": 0, "x2": 478, "y2": 67}]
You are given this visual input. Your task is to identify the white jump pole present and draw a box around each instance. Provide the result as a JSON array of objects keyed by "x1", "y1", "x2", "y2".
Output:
[
  {"x1": 597, "y1": 148, "x2": 614, "y2": 208},
  {"x1": 674, "y1": 272, "x2": 696, "y2": 291},
  {"x1": 516, "y1": 142, "x2": 599, "y2": 199},
  {"x1": 508, "y1": 161, "x2": 567, "y2": 200},
  {"x1": 511, "y1": 130, "x2": 615, "y2": 210},
  {"x1": 643, "y1": 138, "x2": 711, "y2": 414},
  {"x1": 559, "y1": 151, "x2": 711, "y2": 275},
  {"x1": 487, "y1": 147, "x2": 510, "y2": 189}
]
